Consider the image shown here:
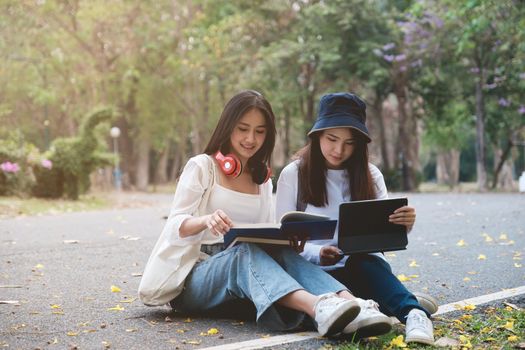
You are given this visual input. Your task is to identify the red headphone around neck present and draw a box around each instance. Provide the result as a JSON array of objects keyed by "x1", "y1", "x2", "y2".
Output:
[
  {"x1": 213, "y1": 151, "x2": 271, "y2": 184},
  {"x1": 214, "y1": 151, "x2": 242, "y2": 178}
]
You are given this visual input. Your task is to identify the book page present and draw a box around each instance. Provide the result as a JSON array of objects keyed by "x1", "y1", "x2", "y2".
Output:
[
  {"x1": 279, "y1": 211, "x2": 330, "y2": 223},
  {"x1": 232, "y1": 222, "x2": 281, "y2": 229}
]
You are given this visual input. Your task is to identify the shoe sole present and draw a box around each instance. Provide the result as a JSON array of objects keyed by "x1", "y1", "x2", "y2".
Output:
[
  {"x1": 341, "y1": 316, "x2": 393, "y2": 340},
  {"x1": 406, "y1": 335, "x2": 434, "y2": 345},
  {"x1": 413, "y1": 292, "x2": 439, "y2": 315},
  {"x1": 321, "y1": 302, "x2": 361, "y2": 337}
]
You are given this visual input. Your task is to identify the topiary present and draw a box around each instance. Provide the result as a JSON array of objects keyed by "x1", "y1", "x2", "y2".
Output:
[{"x1": 34, "y1": 107, "x2": 115, "y2": 199}]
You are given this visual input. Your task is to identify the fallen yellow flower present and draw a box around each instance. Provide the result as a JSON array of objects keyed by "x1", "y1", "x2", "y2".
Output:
[
  {"x1": 185, "y1": 340, "x2": 201, "y2": 345},
  {"x1": 389, "y1": 335, "x2": 407, "y2": 348},
  {"x1": 459, "y1": 335, "x2": 472, "y2": 348},
  {"x1": 66, "y1": 331, "x2": 78, "y2": 336},
  {"x1": 477, "y1": 254, "x2": 486, "y2": 260},
  {"x1": 207, "y1": 328, "x2": 219, "y2": 335},
  {"x1": 503, "y1": 320, "x2": 514, "y2": 331},
  {"x1": 110, "y1": 285, "x2": 121, "y2": 293},
  {"x1": 397, "y1": 274, "x2": 410, "y2": 282},
  {"x1": 480, "y1": 327, "x2": 490, "y2": 333},
  {"x1": 107, "y1": 304, "x2": 124, "y2": 311},
  {"x1": 463, "y1": 304, "x2": 476, "y2": 311},
  {"x1": 453, "y1": 319, "x2": 464, "y2": 326},
  {"x1": 34, "y1": 264, "x2": 44, "y2": 269},
  {"x1": 499, "y1": 233, "x2": 507, "y2": 240},
  {"x1": 456, "y1": 239, "x2": 466, "y2": 247},
  {"x1": 50, "y1": 304, "x2": 61, "y2": 309},
  {"x1": 409, "y1": 260, "x2": 419, "y2": 267}
]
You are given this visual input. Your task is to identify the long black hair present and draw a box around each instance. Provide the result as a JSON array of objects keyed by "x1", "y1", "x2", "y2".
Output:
[
  {"x1": 204, "y1": 90, "x2": 277, "y2": 175},
  {"x1": 295, "y1": 129, "x2": 375, "y2": 207}
]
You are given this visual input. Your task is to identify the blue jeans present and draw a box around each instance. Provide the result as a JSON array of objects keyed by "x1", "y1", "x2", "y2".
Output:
[
  {"x1": 328, "y1": 254, "x2": 428, "y2": 323},
  {"x1": 172, "y1": 243, "x2": 348, "y2": 330}
]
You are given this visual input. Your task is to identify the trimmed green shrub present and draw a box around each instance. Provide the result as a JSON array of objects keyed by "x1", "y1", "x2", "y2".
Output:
[{"x1": 42, "y1": 107, "x2": 114, "y2": 199}]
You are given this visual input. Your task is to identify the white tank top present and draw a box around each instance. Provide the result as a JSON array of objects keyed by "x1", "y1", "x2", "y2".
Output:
[{"x1": 206, "y1": 184, "x2": 263, "y2": 224}]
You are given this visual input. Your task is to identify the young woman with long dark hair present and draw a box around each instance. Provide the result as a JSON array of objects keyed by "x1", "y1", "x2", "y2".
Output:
[{"x1": 276, "y1": 92, "x2": 436, "y2": 344}]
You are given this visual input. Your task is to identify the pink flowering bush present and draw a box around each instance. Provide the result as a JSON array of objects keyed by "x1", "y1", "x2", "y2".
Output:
[
  {"x1": 0, "y1": 135, "x2": 33, "y2": 196},
  {"x1": 0, "y1": 161, "x2": 22, "y2": 195},
  {"x1": 0, "y1": 137, "x2": 52, "y2": 197},
  {"x1": 41, "y1": 159, "x2": 53, "y2": 169},
  {"x1": 1, "y1": 161, "x2": 20, "y2": 173}
]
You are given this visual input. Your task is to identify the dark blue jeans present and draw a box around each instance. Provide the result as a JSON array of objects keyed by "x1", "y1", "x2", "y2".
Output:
[{"x1": 328, "y1": 253, "x2": 428, "y2": 323}]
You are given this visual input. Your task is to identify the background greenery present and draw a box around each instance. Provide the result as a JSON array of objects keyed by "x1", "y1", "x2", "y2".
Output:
[{"x1": 1, "y1": 0, "x2": 524, "y2": 197}]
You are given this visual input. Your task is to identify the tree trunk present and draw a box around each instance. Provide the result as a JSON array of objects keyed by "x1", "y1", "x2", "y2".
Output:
[
  {"x1": 283, "y1": 106, "x2": 291, "y2": 161},
  {"x1": 135, "y1": 136, "x2": 150, "y2": 191},
  {"x1": 114, "y1": 117, "x2": 134, "y2": 189},
  {"x1": 373, "y1": 97, "x2": 390, "y2": 171},
  {"x1": 155, "y1": 142, "x2": 170, "y2": 184},
  {"x1": 436, "y1": 149, "x2": 460, "y2": 188},
  {"x1": 118, "y1": 73, "x2": 140, "y2": 188},
  {"x1": 190, "y1": 81, "x2": 208, "y2": 154},
  {"x1": 169, "y1": 138, "x2": 188, "y2": 182},
  {"x1": 474, "y1": 59, "x2": 488, "y2": 191},
  {"x1": 299, "y1": 61, "x2": 317, "y2": 127},
  {"x1": 492, "y1": 141, "x2": 515, "y2": 190},
  {"x1": 395, "y1": 85, "x2": 419, "y2": 191}
]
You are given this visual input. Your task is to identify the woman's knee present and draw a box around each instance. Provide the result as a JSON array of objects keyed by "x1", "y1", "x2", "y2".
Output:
[
  {"x1": 237, "y1": 243, "x2": 271, "y2": 260},
  {"x1": 346, "y1": 254, "x2": 392, "y2": 274}
]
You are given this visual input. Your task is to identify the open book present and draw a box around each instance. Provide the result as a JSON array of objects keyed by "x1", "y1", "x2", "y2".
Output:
[{"x1": 223, "y1": 211, "x2": 337, "y2": 249}]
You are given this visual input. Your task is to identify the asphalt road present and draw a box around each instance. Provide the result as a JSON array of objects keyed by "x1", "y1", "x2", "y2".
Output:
[{"x1": 1, "y1": 192, "x2": 524, "y2": 349}]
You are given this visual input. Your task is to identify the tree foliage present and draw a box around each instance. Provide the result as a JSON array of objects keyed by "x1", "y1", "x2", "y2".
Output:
[{"x1": 1, "y1": 0, "x2": 523, "y2": 193}]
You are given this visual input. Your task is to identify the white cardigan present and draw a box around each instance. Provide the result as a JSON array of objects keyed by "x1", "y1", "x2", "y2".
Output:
[{"x1": 139, "y1": 154, "x2": 274, "y2": 306}]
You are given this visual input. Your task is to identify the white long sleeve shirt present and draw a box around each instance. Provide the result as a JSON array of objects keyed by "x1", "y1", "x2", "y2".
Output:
[
  {"x1": 275, "y1": 160, "x2": 388, "y2": 269},
  {"x1": 139, "y1": 154, "x2": 274, "y2": 305}
]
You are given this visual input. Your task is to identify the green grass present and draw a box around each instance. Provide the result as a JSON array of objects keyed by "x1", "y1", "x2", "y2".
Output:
[
  {"x1": 147, "y1": 182, "x2": 177, "y2": 194},
  {"x1": 418, "y1": 181, "x2": 520, "y2": 193},
  {"x1": 331, "y1": 303, "x2": 524, "y2": 349},
  {"x1": 418, "y1": 182, "x2": 479, "y2": 193},
  {"x1": 0, "y1": 194, "x2": 111, "y2": 218}
]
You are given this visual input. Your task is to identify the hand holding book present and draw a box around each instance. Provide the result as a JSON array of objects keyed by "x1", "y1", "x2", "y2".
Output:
[{"x1": 224, "y1": 211, "x2": 337, "y2": 249}]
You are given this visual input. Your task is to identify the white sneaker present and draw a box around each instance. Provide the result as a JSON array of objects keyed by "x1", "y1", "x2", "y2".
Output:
[
  {"x1": 405, "y1": 309, "x2": 434, "y2": 344},
  {"x1": 413, "y1": 292, "x2": 438, "y2": 315},
  {"x1": 342, "y1": 298, "x2": 392, "y2": 339},
  {"x1": 313, "y1": 293, "x2": 360, "y2": 337}
]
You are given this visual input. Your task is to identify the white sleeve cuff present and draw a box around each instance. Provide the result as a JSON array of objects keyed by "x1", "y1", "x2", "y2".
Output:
[{"x1": 301, "y1": 242, "x2": 322, "y2": 265}]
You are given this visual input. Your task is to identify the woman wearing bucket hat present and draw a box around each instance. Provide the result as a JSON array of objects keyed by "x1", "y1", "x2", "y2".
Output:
[{"x1": 275, "y1": 92, "x2": 435, "y2": 344}]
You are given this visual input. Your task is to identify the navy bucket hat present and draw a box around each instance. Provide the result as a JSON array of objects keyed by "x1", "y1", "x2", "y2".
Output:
[{"x1": 308, "y1": 92, "x2": 371, "y2": 143}]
